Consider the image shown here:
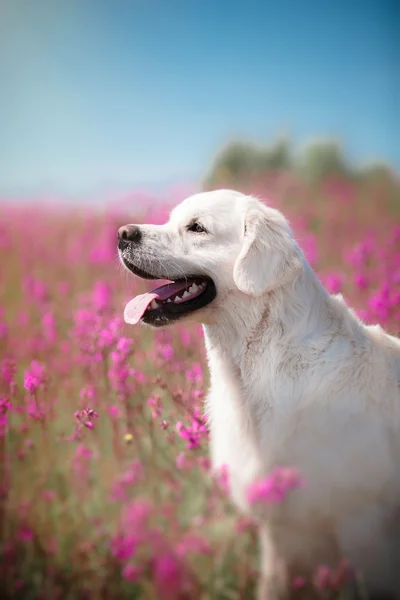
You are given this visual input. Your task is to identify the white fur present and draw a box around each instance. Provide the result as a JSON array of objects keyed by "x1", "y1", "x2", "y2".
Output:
[{"x1": 120, "y1": 189, "x2": 400, "y2": 598}]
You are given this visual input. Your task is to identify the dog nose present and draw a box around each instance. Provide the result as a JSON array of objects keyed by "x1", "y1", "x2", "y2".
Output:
[{"x1": 118, "y1": 225, "x2": 142, "y2": 248}]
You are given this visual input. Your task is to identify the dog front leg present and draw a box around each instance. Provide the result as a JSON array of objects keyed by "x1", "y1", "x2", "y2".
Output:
[{"x1": 257, "y1": 524, "x2": 289, "y2": 600}]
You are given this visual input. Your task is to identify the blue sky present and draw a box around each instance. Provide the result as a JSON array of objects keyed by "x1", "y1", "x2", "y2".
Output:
[{"x1": 1, "y1": 0, "x2": 399, "y2": 196}]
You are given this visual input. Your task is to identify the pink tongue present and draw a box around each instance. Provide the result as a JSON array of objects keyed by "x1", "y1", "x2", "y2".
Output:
[{"x1": 124, "y1": 281, "x2": 192, "y2": 325}]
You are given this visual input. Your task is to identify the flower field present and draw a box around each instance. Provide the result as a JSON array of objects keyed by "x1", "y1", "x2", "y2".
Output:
[{"x1": 1, "y1": 174, "x2": 399, "y2": 599}]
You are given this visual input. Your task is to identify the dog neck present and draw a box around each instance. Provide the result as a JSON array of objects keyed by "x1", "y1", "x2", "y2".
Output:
[{"x1": 203, "y1": 263, "x2": 333, "y2": 369}]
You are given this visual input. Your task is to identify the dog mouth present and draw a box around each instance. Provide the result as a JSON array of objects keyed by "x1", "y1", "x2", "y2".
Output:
[{"x1": 122, "y1": 259, "x2": 217, "y2": 326}]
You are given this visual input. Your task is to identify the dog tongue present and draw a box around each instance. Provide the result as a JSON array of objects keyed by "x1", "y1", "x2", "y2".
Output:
[
  {"x1": 124, "y1": 292, "x2": 159, "y2": 325},
  {"x1": 124, "y1": 281, "x2": 189, "y2": 325}
]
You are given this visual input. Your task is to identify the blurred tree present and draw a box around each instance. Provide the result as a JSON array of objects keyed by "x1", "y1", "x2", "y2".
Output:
[
  {"x1": 357, "y1": 162, "x2": 400, "y2": 213},
  {"x1": 357, "y1": 162, "x2": 394, "y2": 183},
  {"x1": 204, "y1": 141, "x2": 257, "y2": 187},
  {"x1": 204, "y1": 136, "x2": 292, "y2": 189},
  {"x1": 295, "y1": 140, "x2": 350, "y2": 182},
  {"x1": 256, "y1": 136, "x2": 292, "y2": 171},
  {"x1": 204, "y1": 136, "x2": 399, "y2": 191}
]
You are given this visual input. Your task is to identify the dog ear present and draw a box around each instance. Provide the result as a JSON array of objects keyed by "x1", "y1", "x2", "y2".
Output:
[{"x1": 233, "y1": 204, "x2": 303, "y2": 296}]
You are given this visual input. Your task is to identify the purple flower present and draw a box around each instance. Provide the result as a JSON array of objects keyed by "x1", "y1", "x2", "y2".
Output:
[
  {"x1": 147, "y1": 394, "x2": 162, "y2": 419},
  {"x1": 74, "y1": 407, "x2": 99, "y2": 430},
  {"x1": 110, "y1": 534, "x2": 137, "y2": 562},
  {"x1": 1, "y1": 359, "x2": 16, "y2": 385},
  {"x1": 91, "y1": 281, "x2": 112, "y2": 312},
  {"x1": 0, "y1": 394, "x2": 12, "y2": 436},
  {"x1": 324, "y1": 273, "x2": 343, "y2": 294},
  {"x1": 247, "y1": 467, "x2": 304, "y2": 504},
  {"x1": 23, "y1": 360, "x2": 46, "y2": 394},
  {"x1": 153, "y1": 553, "x2": 185, "y2": 600},
  {"x1": 185, "y1": 362, "x2": 203, "y2": 383},
  {"x1": 110, "y1": 461, "x2": 144, "y2": 502},
  {"x1": 176, "y1": 412, "x2": 208, "y2": 449},
  {"x1": 122, "y1": 562, "x2": 142, "y2": 582}
]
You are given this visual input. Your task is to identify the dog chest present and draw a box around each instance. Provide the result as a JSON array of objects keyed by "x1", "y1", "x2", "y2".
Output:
[{"x1": 205, "y1": 353, "x2": 266, "y2": 511}]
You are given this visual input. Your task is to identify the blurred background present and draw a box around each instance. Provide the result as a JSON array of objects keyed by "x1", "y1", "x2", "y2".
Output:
[
  {"x1": 1, "y1": 1, "x2": 399, "y2": 599},
  {"x1": 1, "y1": 0, "x2": 399, "y2": 202}
]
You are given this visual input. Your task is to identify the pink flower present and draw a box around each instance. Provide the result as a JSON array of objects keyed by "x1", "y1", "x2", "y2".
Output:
[
  {"x1": 110, "y1": 534, "x2": 137, "y2": 562},
  {"x1": 176, "y1": 532, "x2": 211, "y2": 557},
  {"x1": 158, "y1": 343, "x2": 174, "y2": 361},
  {"x1": 98, "y1": 327, "x2": 115, "y2": 349},
  {"x1": 75, "y1": 444, "x2": 93, "y2": 461},
  {"x1": 108, "y1": 362, "x2": 130, "y2": 393},
  {"x1": 121, "y1": 500, "x2": 151, "y2": 530},
  {"x1": 369, "y1": 287, "x2": 390, "y2": 321},
  {"x1": 302, "y1": 234, "x2": 318, "y2": 265},
  {"x1": 324, "y1": 273, "x2": 343, "y2": 294},
  {"x1": 234, "y1": 516, "x2": 254, "y2": 534},
  {"x1": 197, "y1": 456, "x2": 210, "y2": 470},
  {"x1": 122, "y1": 562, "x2": 142, "y2": 582},
  {"x1": 110, "y1": 461, "x2": 144, "y2": 502},
  {"x1": 74, "y1": 408, "x2": 99, "y2": 430},
  {"x1": 108, "y1": 404, "x2": 122, "y2": 419},
  {"x1": 213, "y1": 464, "x2": 230, "y2": 494},
  {"x1": 25, "y1": 397, "x2": 44, "y2": 420},
  {"x1": 79, "y1": 385, "x2": 96, "y2": 403},
  {"x1": 91, "y1": 281, "x2": 112, "y2": 312},
  {"x1": 19, "y1": 527, "x2": 34, "y2": 542},
  {"x1": 24, "y1": 375, "x2": 39, "y2": 395},
  {"x1": 42, "y1": 490, "x2": 57, "y2": 502},
  {"x1": 42, "y1": 311, "x2": 56, "y2": 342},
  {"x1": 354, "y1": 272, "x2": 369, "y2": 290},
  {"x1": 23, "y1": 276, "x2": 48, "y2": 303},
  {"x1": 346, "y1": 240, "x2": 374, "y2": 268},
  {"x1": 147, "y1": 394, "x2": 162, "y2": 419},
  {"x1": 116, "y1": 336, "x2": 133, "y2": 357},
  {"x1": 176, "y1": 411, "x2": 208, "y2": 449},
  {"x1": 24, "y1": 360, "x2": 46, "y2": 394},
  {"x1": 247, "y1": 467, "x2": 304, "y2": 504},
  {"x1": 0, "y1": 395, "x2": 12, "y2": 436},
  {"x1": 356, "y1": 308, "x2": 368, "y2": 321},
  {"x1": 0, "y1": 322, "x2": 8, "y2": 339},
  {"x1": 185, "y1": 363, "x2": 203, "y2": 383},
  {"x1": 313, "y1": 565, "x2": 334, "y2": 589},
  {"x1": 153, "y1": 553, "x2": 185, "y2": 600},
  {"x1": 1, "y1": 359, "x2": 16, "y2": 385},
  {"x1": 180, "y1": 329, "x2": 191, "y2": 346}
]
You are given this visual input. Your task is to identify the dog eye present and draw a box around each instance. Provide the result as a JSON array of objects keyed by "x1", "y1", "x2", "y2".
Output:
[{"x1": 188, "y1": 222, "x2": 206, "y2": 233}]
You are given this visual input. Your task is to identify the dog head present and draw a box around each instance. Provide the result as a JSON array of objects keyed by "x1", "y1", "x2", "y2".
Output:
[{"x1": 118, "y1": 189, "x2": 303, "y2": 327}]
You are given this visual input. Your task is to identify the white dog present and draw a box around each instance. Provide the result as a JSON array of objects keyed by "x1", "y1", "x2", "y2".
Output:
[{"x1": 118, "y1": 189, "x2": 400, "y2": 599}]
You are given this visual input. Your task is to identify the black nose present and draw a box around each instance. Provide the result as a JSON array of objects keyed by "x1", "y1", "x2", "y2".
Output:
[{"x1": 118, "y1": 225, "x2": 142, "y2": 249}]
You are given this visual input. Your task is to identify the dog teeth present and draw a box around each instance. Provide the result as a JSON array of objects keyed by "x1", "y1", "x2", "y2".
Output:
[
  {"x1": 167, "y1": 282, "x2": 207, "y2": 305},
  {"x1": 150, "y1": 300, "x2": 158, "y2": 310}
]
